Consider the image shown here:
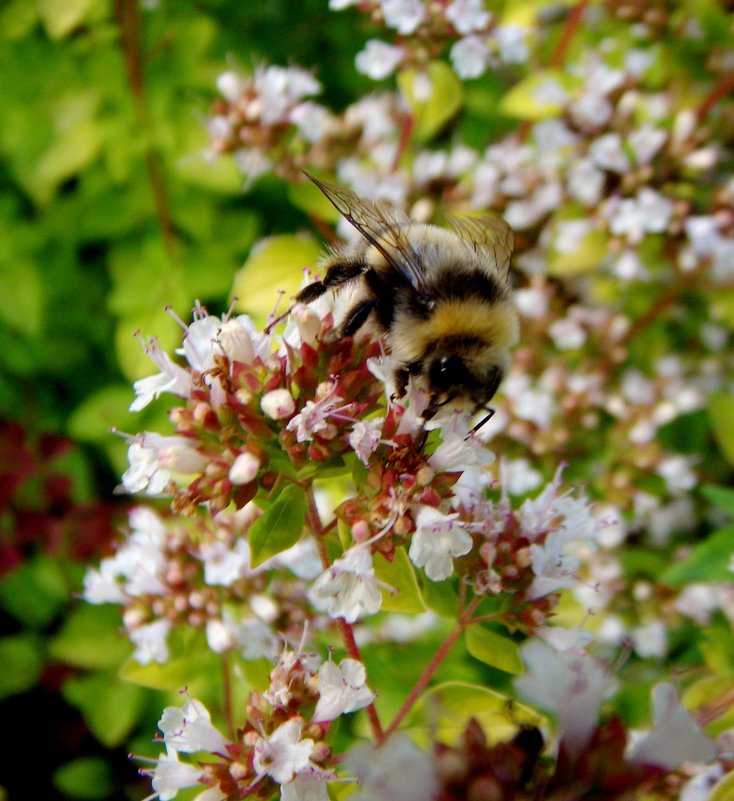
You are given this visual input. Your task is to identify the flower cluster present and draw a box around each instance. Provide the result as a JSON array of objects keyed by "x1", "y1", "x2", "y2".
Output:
[{"x1": 145, "y1": 648, "x2": 375, "y2": 801}]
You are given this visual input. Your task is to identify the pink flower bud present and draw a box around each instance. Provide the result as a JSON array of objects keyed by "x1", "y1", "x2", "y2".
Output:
[
  {"x1": 261, "y1": 388, "x2": 296, "y2": 419},
  {"x1": 229, "y1": 451, "x2": 261, "y2": 484}
]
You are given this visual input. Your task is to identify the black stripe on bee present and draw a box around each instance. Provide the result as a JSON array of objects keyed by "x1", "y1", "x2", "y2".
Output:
[{"x1": 429, "y1": 267, "x2": 505, "y2": 305}]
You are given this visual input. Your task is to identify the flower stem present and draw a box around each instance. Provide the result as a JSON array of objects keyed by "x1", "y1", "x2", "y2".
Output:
[
  {"x1": 382, "y1": 594, "x2": 483, "y2": 740},
  {"x1": 220, "y1": 650, "x2": 235, "y2": 739},
  {"x1": 304, "y1": 483, "x2": 386, "y2": 743},
  {"x1": 337, "y1": 617, "x2": 386, "y2": 744}
]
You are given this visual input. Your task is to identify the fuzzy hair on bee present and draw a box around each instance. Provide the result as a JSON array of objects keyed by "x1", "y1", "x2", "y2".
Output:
[{"x1": 289, "y1": 172, "x2": 519, "y2": 433}]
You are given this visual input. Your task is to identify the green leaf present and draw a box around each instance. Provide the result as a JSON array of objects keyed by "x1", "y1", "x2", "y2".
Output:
[
  {"x1": 62, "y1": 671, "x2": 147, "y2": 747},
  {"x1": 53, "y1": 757, "x2": 114, "y2": 800},
  {"x1": 288, "y1": 178, "x2": 341, "y2": 222},
  {"x1": 120, "y1": 629, "x2": 220, "y2": 693},
  {"x1": 232, "y1": 235, "x2": 322, "y2": 327},
  {"x1": 249, "y1": 484, "x2": 307, "y2": 567},
  {"x1": 660, "y1": 523, "x2": 734, "y2": 587},
  {"x1": 0, "y1": 634, "x2": 44, "y2": 700},
  {"x1": 0, "y1": 556, "x2": 69, "y2": 627},
  {"x1": 49, "y1": 605, "x2": 131, "y2": 670},
  {"x1": 38, "y1": 0, "x2": 98, "y2": 38},
  {"x1": 499, "y1": 69, "x2": 580, "y2": 120},
  {"x1": 397, "y1": 61, "x2": 463, "y2": 141},
  {"x1": 420, "y1": 574, "x2": 459, "y2": 618},
  {"x1": 709, "y1": 393, "x2": 734, "y2": 465},
  {"x1": 374, "y1": 548, "x2": 425, "y2": 613},
  {"x1": 702, "y1": 485, "x2": 734, "y2": 518},
  {"x1": 0, "y1": 258, "x2": 43, "y2": 336},
  {"x1": 465, "y1": 624, "x2": 524, "y2": 674},
  {"x1": 66, "y1": 385, "x2": 140, "y2": 444},
  {"x1": 408, "y1": 681, "x2": 543, "y2": 745}
]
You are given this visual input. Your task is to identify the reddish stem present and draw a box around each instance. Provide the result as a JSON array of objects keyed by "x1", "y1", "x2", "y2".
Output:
[
  {"x1": 382, "y1": 594, "x2": 483, "y2": 740},
  {"x1": 697, "y1": 71, "x2": 734, "y2": 122},
  {"x1": 304, "y1": 484, "x2": 386, "y2": 743},
  {"x1": 549, "y1": 0, "x2": 590, "y2": 67},
  {"x1": 337, "y1": 617, "x2": 385, "y2": 743},
  {"x1": 220, "y1": 651, "x2": 234, "y2": 738},
  {"x1": 113, "y1": 0, "x2": 177, "y2": 260},
  {"x1": 391, "y1": 112, "x2": 415, "y2": 173}
]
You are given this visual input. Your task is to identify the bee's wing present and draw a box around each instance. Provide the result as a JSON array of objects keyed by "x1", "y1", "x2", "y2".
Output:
[
  {"x1": 305, "y1": 172, "x2": 431, "y2": 296},
  {"x1": 446, "y1": 213, "x2": 515, "y2": 278}
]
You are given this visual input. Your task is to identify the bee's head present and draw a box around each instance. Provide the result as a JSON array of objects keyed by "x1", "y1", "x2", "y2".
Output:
[{"x1": 424, "y1": 348, "x2": 504, "y2": 419}]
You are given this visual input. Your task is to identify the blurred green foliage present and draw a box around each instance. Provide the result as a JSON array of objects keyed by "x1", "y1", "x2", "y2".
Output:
[{"x1": 0, "y1": 3, "x2": 370, "y2": 798}]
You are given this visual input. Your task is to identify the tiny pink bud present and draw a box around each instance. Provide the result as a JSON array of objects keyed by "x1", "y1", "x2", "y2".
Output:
[
  {"x1": 261, "y1": 388, "x2": 295, "y2": 419},
  {"x1": 479, "y1": 542, "x2": 496, "y2": 566},
  {"x1": 415, "y1": 465, "x2": 435, "y2": 486},
  {"x1": 229, "y1": 451, "x2": 261, "y2": 484},
  {"x1": 352, "y1": 519, "x2": 371, "y2": 542}
]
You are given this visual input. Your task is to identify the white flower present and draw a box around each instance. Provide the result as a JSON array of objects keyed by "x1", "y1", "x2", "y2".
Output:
[
  {"x1": 345, "y1": 735, "x2": 437, "y2": 801},
  {"x1": 290, "y1": 102, "x2": 333, "y2": 143},
  {"x1": 589, "y1": 133, "x2": 629, "y2": 173},
  {"x1": 121, "y1": 437, "x2": 172, "y2": 495},
  {"x1": 494, "y1": 24, "x2": 528, "y2": 63},
  {"x1": 450, "y1": 35, "x2": 490, "y2": 79},
  {"x1": 567, "y1": 158, "x2": 605, "y2": 206},
  {"x1": 380, "y1": 0, "x2": 426, "y2": 34},
  {"x1": 515, "y1": 640, "x2": 617, "y2": 758},
  {"x1": 629, "y1": 683, "x2": 715, "y2": 769},
  {"x1": 253, "y1": 719, "x2": 315, "y2": 784},
  {"x1": 349, "y1": 419, "x2": 384, "y2": 466},
  {"x1": 501, "y1": 458, "x2": 543, "y2": 496},
  {"x1": 549, "y1": 314, "x2": 586, "y2": 350},
  {"x1": 629, "y1": 620, "x2": 667, "y2": 658},
  {"x1": 570, "y1": 91, "x2": 613, "y2": 127},
  {"x1": 657, "y1": 454, "x2": 698, "y2": 493},
  {"x1": 553, "y1": 219, "x2": 593, "y2": 256},
  {"x1": 255, "y1": 65, "x2": 321, "y2": 125},
  {"x1": 286, "y1": 392, "x2": 349, "y2": 443},
  {"x1": 355, "y1": 40, "x2": 404, "y2": 80},
  {"x1": 310, "y1": 545, "x2": 383, "y2": 622},
  {"x1": 329, "y1": 0, "x2": 358, "y2": 7},
  {"x1": 628, "y1": 124, "x2": 667, "y2": 165},
  {"x1": 281, "y1": 772, "x2": 332, "y2": 801},
  {"x1": 200, "y1": 538, "x2": 251, "y2": 586},
  {"x1": 409, "y1": 506, "x2": 473, "y2": 581},
  {"x1": 131, "y1": 338, "x2": 193, "y2": 411},
  {"x1": 312, "y1": 658, "x2": 375, "y2": 722},
  {"x1": 158, "y1": 699, "x2": 229, "y2": 754},
  {"x1": 445, "y1": 0, "x2": 491, "y2": 34},
  {"x1": 527, "y1": 531, "x2": 580, "y2": 599},
  {"x1": 217, "y1": 317, "x2": 256, "y2": 363},
  {"x1": 130, "y1": 619, "x2": 171, "y2": 664},
  {"x1": 228, "y1": 452, "x2": 261, "y2": 485},
  {"x1": 636, "y1": 187, "x2": 674, "y2": 233},
  {"x1": 181, "y1": 315, "x2": 223, "y2": 372},
  {"x1": 216, "y1": 70, "x2": 245, "y2": 102},
  {"x1": 151, "y1": 749, "x2": 203, "y2": 801}
]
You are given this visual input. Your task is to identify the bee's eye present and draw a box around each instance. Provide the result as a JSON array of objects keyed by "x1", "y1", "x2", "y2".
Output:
[{"x1": 429, "y1": 354, "x2": 470, "y2": 391}]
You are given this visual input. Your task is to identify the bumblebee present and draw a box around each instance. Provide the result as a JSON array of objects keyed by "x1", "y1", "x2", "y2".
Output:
[{"x1": 293, "y1": 173, "x2": 518, "y2": 432}]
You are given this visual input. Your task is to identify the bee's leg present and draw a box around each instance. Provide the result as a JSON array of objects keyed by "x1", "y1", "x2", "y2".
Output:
[
  {"x1": 341, "y1": 298, "x2": 378, "y2": 336},
  {"x1": 465, "y1": 406, "x2": 495, "y2": 439}
]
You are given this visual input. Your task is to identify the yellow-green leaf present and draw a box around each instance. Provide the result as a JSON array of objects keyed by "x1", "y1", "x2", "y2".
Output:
[
  {"x1": 547, "y1": 227, "x2": 609, "y2": 276},
  {"x1": 709, "y1": 392, "x2": 734, "y2": 465},
  {"x1": 232, "y1": 235, "x2": 322, "y2": 326},
  {"x1": 499, "y1": 69, "x2": 579, "y2": 120},
  {"x1": 398, "y1": 61, "x2": 463, "y2": 141},
  {"x1": 38, "y1": 0, "x2": 98, "y2": 39},
  {"x1": 375, "y1": 547, "x2": 425, "y2": 613},
  {"x1": 465, "y1": 624, "x2": 524, "y2": 674},
  {"x1": 710, "y1": 771, "x2": 734, "y2": 801},
  {"x1": 407, "y1": 681, "x2": 543, "y2": 745}
]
